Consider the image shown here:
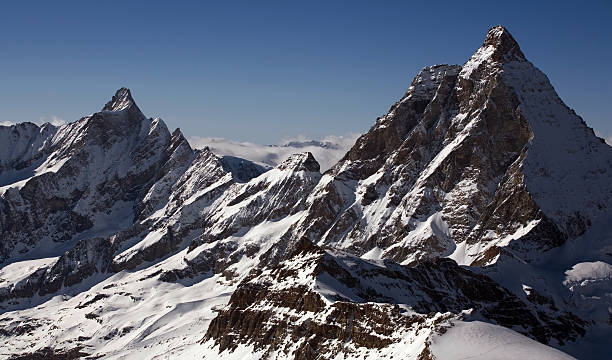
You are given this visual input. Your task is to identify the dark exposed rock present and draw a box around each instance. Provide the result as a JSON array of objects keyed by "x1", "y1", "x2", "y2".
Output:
[
  {"x1": 0, "y1": 237, "x2": 114, "y2": 303},
  {"x1": 7, "y1": 347, "x2": 91, "y2": 360},
  {"x1": 482, "y1": 25, "x2": 526, "y2": 62},
  {"x1": 75, "y1": 293, "x2": 110, "y2": 309}
]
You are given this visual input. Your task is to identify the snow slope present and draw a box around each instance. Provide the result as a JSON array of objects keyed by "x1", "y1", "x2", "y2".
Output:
[{"x1": 430, "y1": 321, "x2": 575, "y2": 360}]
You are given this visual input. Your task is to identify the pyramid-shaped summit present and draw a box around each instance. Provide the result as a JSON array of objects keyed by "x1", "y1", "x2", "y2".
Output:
[
  {"x1": 481, "y1": 25, "x2": 526, "y2": 62},
  {"x1": 102, "y1": 87, "x2": 140, "y2": 112},
  {"x1": 286, "y1": 24, "x2": 612, "y2": 268},
  {"x1": 98, "y1": 87, "x2": 146, "y2": 122}
]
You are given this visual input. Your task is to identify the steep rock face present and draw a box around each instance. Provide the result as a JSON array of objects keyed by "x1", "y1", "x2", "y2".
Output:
[
  {"x1": 160, "y1": 152, "x2": 322, "y2": 281},
  {"x1": 136, "y1": 128, "x2": 196, "y2": 221},
  {"x1": 1, "y1": 237, "x2": 113, "y2": 302},
  {"x1": 287, "y1": 26, "x2": 612, "y2": 267},
  {"x1": 202, "y1": 152, "x2": 321, "y2": 243},
  {"x1": 110, "y1": 147, "x2": 245, "y2": 272},
  {"x1": 92, "y1": 143, "x2": 268, "y2": 274},
  {"x1": 457, "y1": 26, "x2": 612, "y2": 264},
  {"x1": 0, "y1": 122, "x2": 58, "y2": 177}
]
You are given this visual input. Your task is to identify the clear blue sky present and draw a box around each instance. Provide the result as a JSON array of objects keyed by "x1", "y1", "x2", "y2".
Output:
[{"x1": 0, "y1": 1, "x2": 610, "y2": 143}]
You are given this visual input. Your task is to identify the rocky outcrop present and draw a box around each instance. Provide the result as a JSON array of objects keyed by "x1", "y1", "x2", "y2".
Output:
[
  {"x1": 0, "y1": 122, "x2": 58, "y2": 175},
  {"x1": 204, "y1": 242, "x2": 585, "y2": 357},
  {"x1": 0, "y1": 236, "x2": 113, "y2": 304}
]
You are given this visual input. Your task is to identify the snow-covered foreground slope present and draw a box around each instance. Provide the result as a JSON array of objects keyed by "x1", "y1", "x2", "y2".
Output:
[
  {"x1": 0, "y1": 202, "x2": 300, "y2": 359},
  {"x1": 429, "y1": 321, "x2": 575, "y2": 360},
  {"x1": 0, "y1": 250, "x2": 579, "y2": 359},
  {"x1": 1, "y1": 264, "x2": 231, "y2": 359},
  {"x1": 1, "y1": 26, "x2": 611, "y2": 359}
]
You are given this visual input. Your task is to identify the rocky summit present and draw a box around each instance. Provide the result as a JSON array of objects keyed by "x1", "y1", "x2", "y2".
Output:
[{"x1": 0, "y1": 26, "x2": 610, "y2": 359}]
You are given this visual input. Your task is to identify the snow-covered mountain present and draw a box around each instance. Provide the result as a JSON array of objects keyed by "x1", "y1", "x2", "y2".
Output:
[{"x1": 0, "y1": 26, "x2": 610, "y2": 359}]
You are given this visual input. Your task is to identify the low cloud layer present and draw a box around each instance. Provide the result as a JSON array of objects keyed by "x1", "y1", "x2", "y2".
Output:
[
  {"x1": 188, "y1": 133, "x2": 360, "y2": 172},
  {"x1": 42, "y1": 116, "x2": 67, "y2": 127},
  {"x1": 0, "y1": 116, "x2": 66, "y2": 127},
  {"x1": 190, "y1": 128, "x2": 612, "y2": 172}
]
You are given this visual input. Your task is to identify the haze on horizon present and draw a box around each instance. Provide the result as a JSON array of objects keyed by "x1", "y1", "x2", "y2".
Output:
[{"x1": 0, "y1": 0, "x2": 610, "y2": 145}]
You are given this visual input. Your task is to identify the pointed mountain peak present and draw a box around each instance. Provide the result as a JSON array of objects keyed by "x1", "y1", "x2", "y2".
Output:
[
  {"x1": 220, "y1": 155, "x2": 269, "y2": 182},
  {"x1": 102, "y1": 87, "x2": 141, "y2": 113},
  {"x1": 167, "y1": 127, "x2": 192, "y2": 153},
  {"x1": 481, "y1": 25, "x2": 525, "y2": 62},
  {"x1": 171, "y1": 127, "x2": 185, "y2": 140},
  {"x1": 278, "y1": 152, "x2": 320, "y2": 173},
  {"x1": 460, "y1": 26, "x2": 526, "y2": 79}
]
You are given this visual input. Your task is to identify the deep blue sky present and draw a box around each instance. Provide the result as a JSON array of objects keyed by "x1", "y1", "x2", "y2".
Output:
[{"x1": 0, "y1": 1, "x2": 610, "y2": 143}]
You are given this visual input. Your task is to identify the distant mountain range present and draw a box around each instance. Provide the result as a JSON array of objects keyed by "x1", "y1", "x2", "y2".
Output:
[
  {"x1": 0, "y1": 26, "x2": 610, "y2": 359},
  {"x1": 188, "y1": 134, "x2": 359, "y2": 172}
]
